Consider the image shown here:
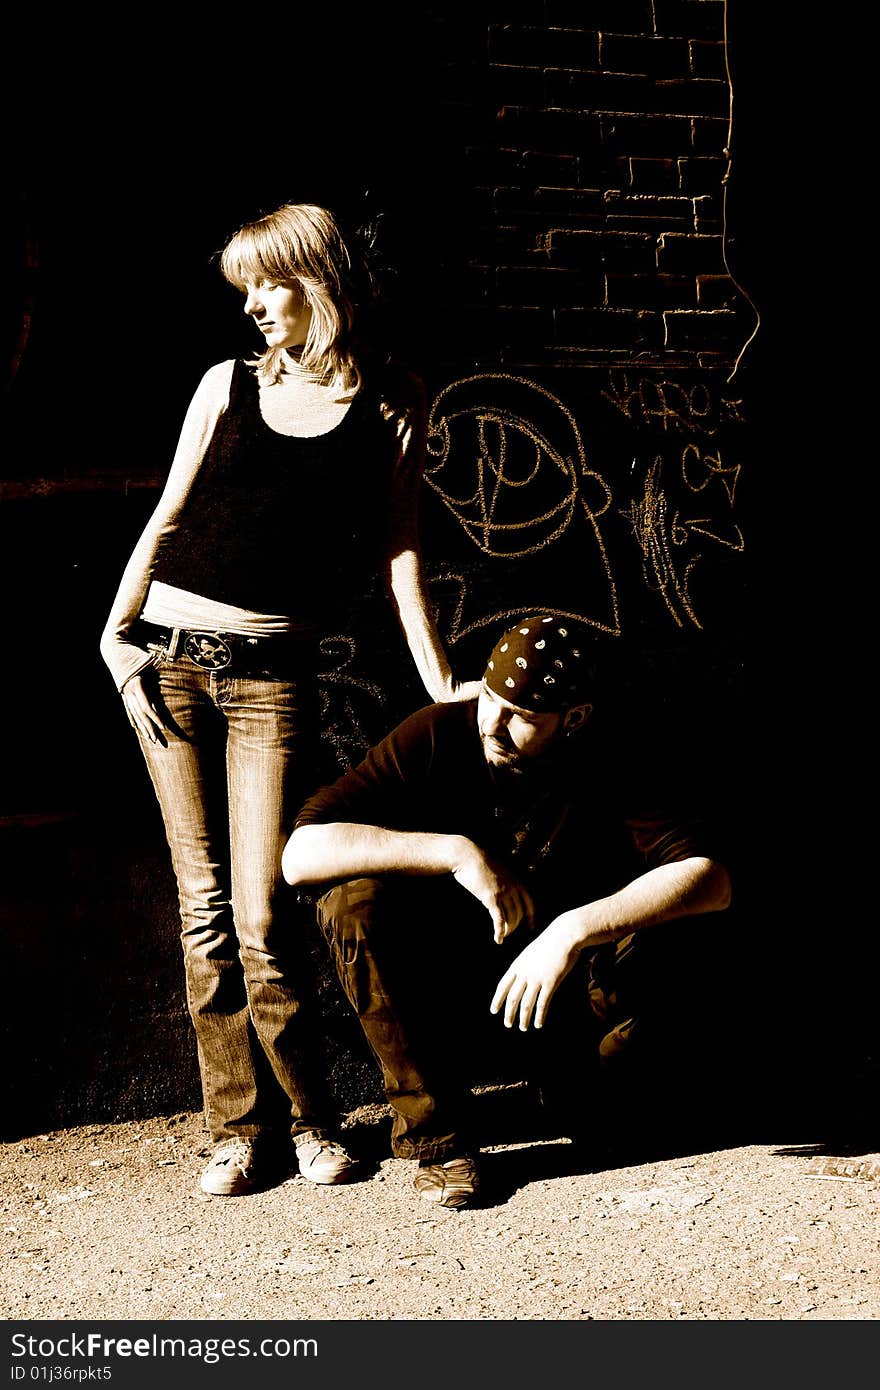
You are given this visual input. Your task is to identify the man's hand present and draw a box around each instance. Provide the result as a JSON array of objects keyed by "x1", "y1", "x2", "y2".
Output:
[
  {"x1": 452, "y1": 844, "x2": 534, "y2": 944},
  {"x1": 490, "y1": 917, "x2": 582, "y2": 1030}
]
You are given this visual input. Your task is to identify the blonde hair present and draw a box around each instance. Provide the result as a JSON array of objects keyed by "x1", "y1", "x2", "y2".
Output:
[{"x1": 220, "y1": 203, "x2": 362, "y2": 391}]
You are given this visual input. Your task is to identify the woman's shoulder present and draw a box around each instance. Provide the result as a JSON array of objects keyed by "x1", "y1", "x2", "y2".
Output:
[
  {"x1": 194, "y1": 358, "x2": 238, "y2": 400},
  {"x1": 192, "y1": 358, "x2": 260, "y2": 414}
]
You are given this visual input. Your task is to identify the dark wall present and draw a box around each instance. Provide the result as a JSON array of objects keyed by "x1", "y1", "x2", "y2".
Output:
[{"x1": 1, "y1": 5, "x2": 866, "y2": 1141}]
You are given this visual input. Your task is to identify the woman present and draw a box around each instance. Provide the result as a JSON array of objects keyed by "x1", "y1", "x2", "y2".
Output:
[{"x1": 100, "y1": 202, "x2": 472, "y2": 1197}]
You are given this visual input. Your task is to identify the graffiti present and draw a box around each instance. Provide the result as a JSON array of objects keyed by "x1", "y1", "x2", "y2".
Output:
[
  {"x1": 309, "y1": 371, "x2": 744, "y2": 761},
  {"x1": 680, "y1": 442, "x2": 741, "y2": 505},
  {"x1": 621, "y1": 455, "x2": 743, "y2": 630},
  {"x1": 426, "y1": 567, "x2": 610, "y2": 652},
  {"x1": 425, "y1": 373, "x2": 620, "y2": 638},
  {"x1": 317, "y1": 634, "x2": 385, "y2": 769},
  {"x1": 602, "y1": 371, "x2": 744, "y2": 438}
]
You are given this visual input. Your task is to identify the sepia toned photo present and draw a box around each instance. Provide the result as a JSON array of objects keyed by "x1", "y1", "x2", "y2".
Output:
[{"x1": 1, "y1": 0, "x2": 872, "y2": 1363}]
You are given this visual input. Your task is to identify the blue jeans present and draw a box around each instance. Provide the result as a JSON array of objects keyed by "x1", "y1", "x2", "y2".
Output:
[{"x1": 137, "y1": 652, "x2": 334, "y2": 1144}]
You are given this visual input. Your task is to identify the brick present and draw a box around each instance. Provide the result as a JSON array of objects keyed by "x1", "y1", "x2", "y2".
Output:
[
  {"x1": 494, "y1": 185, "x2": 604, "y2": 221},
  {"x1": 499, "y1": 342, "x2": 575, "y2": 368},
  {"x1": 569, "y1": 75, "x2": 727, "y2": 121},
  {"x1": 489, "y1": 25, "x2": 599, "y2": 68},
  {"x1": 598, "y1": 233, "x2": 658, "y2": 273},
  {"x1": 601, "y1": 35, "x2": 690, "y2": 77},
  {"x1": 662, "y1": 308, "x2": 738, "y2": 350},
  {"x1": 465, "y1": 146, "x2": 523, "y2": 183},
  {"x1": 521, "y1": 150, "x2": 580, "y2": 184},
  {"x1": 653, "y1": 1, "x2": 725, "y2": 41},
  {"x1": 470, "y1": 224, "x2": 552, "y2": 264},
  {"x1": 605, "y1": 216, "x2": 695, "y2": 239},
  {"x1": 690, "y1": 39, "x2": 727, "y2": 79},
  {"x1": 678, "y1": 155, "x2": 725, "y2": 193},
  {"x1": 605, "y1": 191, "x2": 695, "y2": 220},
  {"x1": 496, "y1": 305, "x2": 557, "y2": 348},
  {"x1": 486, "y1": 63, "x2": 547, "y2": 108},
  {"x1": 495, "y1": 105, "x2": 603, "y2": 156},
  {"x1": 497, "y1": 265, "x2": 604, "y2": 306},
  {"x1": 651, "y1": 77, "x2": 729, "y2": 118},
  {"x1": 693, "y1": 195, "x2": 722, "y2": 232},
  {"x1": 628, "y1": 157, "x2": 680, "y2": 191},
  {"x1": 696, "y1": 274, "x2": 738, "y2": 308},
  {"x1": 656, "y1": 231, "x2": 724, "y2": 273},
  {"x1": 601, "y1": 114, "x2": 693, "y2": 155},
  {"x1": 547, "y1": 229, "x2": 655, "y2": 274},
  {"x1": 546, "y1": 1, "x2": 652, "y2": 30},
  {"x1": 546, "y1": 230, "x2": 606, "y2": 271},
  {"x1": 555, "y1": 307, "x2": 663, "y2": 350},
  {"x1": 606, "y1": 273, "x2": 696, "y2": 308},
  {"x1": 533, "y1": 185, "x2": 604, "y2": 214},
  {"x1": 610, "y1": 154, "x2": 631, "y2": 187},
  {"x1": 691, "y1": 116, "x2": 728, "y2": 153},
  {"x1": 546, "y1": 68, "x2": 652, "y2": 111}
]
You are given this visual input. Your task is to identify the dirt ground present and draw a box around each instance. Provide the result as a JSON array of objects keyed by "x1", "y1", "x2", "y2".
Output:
[{"x1": 2, "y1": 1088, "x2": 878, "y2": 1323}]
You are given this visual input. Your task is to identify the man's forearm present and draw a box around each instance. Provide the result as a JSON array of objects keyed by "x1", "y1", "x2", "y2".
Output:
[
  {"x1": 282, "y1": 822, "x2": 472, "y2": 887},
  {"x1": 553, "y1": 856, "x2": 732, "y2": 954}
]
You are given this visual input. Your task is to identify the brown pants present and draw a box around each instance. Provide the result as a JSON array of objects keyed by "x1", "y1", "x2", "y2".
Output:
[{"x1": 317, "y1": 875, "x2": 673, "y2": 1158}]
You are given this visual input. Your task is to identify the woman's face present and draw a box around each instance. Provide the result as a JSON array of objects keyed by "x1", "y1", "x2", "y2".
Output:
[{"x1": 242, "y1": 279, "x2": 312, "y2": 350}]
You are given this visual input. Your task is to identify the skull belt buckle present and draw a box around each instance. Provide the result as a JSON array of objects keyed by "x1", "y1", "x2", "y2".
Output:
[{"x1": 183, "y1": 631, "x2": 233, "y2": 671}]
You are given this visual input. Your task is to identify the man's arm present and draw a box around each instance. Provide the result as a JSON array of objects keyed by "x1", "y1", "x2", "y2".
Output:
[
  {"x1": 490, "y1": 855, "x2": 731, "y2": 1030},
  {"x1": 282, "y1": 823, "x2": 534, "y2": 944}
]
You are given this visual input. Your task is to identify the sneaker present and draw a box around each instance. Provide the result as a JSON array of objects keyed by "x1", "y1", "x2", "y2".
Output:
[
  {"x1": 413, "y1": 1154, "x2": 481, "y2": 1209},
  {"x1": 199, "y1": 1137, "x2": 288, "y2": 1197},
  {"x1": 294, "y1": 1131, "x2": 360, "y2": 1185}
]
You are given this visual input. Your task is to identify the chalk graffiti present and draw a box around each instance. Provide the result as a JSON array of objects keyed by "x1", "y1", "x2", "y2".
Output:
[
  {"x1": 621, "y1": 455, "x2": 743, "y2": 630},
  {"x1": 317, "y1": 634, "x2": 385, "y2": 769},
  {"x1": 602, "y1": 371, "x2": 745, "y2": 438},
  {"x1": 680, "y1": 442, "x2": 741, "y2": 505},
  {"x1": 425, "y1": 373, "x2": 620, "y2": 638},
  {"x1": 426, "y1": 567, "x2": 612, "y2": 652}
]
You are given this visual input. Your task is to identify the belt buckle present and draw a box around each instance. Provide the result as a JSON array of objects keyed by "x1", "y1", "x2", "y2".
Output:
[{"x1": 183, "y1": 631, "x2": 233, "y2": 671}]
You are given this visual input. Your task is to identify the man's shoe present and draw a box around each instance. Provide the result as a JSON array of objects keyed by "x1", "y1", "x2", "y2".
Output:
[
  {"x1": 413, "y1": 1155, "x2": 481, "y2": 1209},
  {"x1": 294, "y1": 1131, "x2": 360, "y2": 1185},
  {"x1": 199, "y1": 1137, "x2": 288, "y2": 1197}
]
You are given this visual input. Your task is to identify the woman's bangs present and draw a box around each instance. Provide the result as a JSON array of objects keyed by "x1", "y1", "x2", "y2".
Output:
[{"x1": 222, "y1": 225, "x2": 297, "y2": 290}]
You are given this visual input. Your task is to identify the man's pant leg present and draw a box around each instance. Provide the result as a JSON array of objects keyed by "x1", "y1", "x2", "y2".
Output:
[{"x1": 317, "y1": 876, "x2": 472, "y2": 1161}]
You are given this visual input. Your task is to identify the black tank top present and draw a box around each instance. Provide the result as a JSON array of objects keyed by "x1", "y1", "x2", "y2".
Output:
[{"x1": 154, "y1": 360, "x2": 396, "y2": 627}]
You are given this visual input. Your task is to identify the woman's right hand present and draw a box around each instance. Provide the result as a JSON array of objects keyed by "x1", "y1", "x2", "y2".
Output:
[{"x1": 121, "y1": 671, "x2": 169, "y2": 744}]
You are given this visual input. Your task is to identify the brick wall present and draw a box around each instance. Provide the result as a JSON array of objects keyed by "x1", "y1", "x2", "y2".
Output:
[{"x1": 425, "y1": 0, "x2": 746, "y2": 370}]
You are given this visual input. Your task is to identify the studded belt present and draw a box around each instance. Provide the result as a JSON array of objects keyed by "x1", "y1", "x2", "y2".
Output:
[{"x1": 131, "y1": 619, "x2": 316, "y2": 676}]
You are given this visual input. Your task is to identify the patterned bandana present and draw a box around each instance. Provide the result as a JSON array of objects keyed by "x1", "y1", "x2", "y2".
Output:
[{"x1": 483, "y1": 614, "x2": 593, "y2": 712}]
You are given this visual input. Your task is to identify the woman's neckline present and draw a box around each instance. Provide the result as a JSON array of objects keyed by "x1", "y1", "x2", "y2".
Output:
[{"x1": 251, "y1": 361, "x2": 360, "y2": 440}]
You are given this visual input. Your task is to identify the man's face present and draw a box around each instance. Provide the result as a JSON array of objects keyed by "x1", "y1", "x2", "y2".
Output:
[{"x1": 476, "y1": 681, "x2": 567, "y2": 770}]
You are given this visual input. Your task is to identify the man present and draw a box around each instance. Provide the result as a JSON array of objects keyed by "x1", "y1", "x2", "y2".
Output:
[{"x1": 282, "y1": 615, "x2": 731, "y2": 1208}]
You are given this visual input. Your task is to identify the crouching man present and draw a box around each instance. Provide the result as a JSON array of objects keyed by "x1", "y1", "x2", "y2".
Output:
[{"x1": 282, "y1": 616, "x2": 732, "y2": 1209}]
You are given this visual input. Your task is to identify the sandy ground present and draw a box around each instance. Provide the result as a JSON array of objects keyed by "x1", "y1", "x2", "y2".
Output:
[{"x1": 2, "y1": 1090, "x2": 878, "y2": 1323}]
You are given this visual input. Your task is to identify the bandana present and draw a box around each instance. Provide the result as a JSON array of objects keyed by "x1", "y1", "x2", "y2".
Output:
[{"x1": 483, "y1": 615, "x2": 593, "y2": 712}]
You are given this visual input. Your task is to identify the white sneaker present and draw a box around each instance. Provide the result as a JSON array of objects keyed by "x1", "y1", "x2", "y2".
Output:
[
  {"x1": 294, "y1": 1131, "x2": 360, "y2": 1185},
  {"x1": 199, "y1": 1137, "x2": 287, "y2": 1196}
]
